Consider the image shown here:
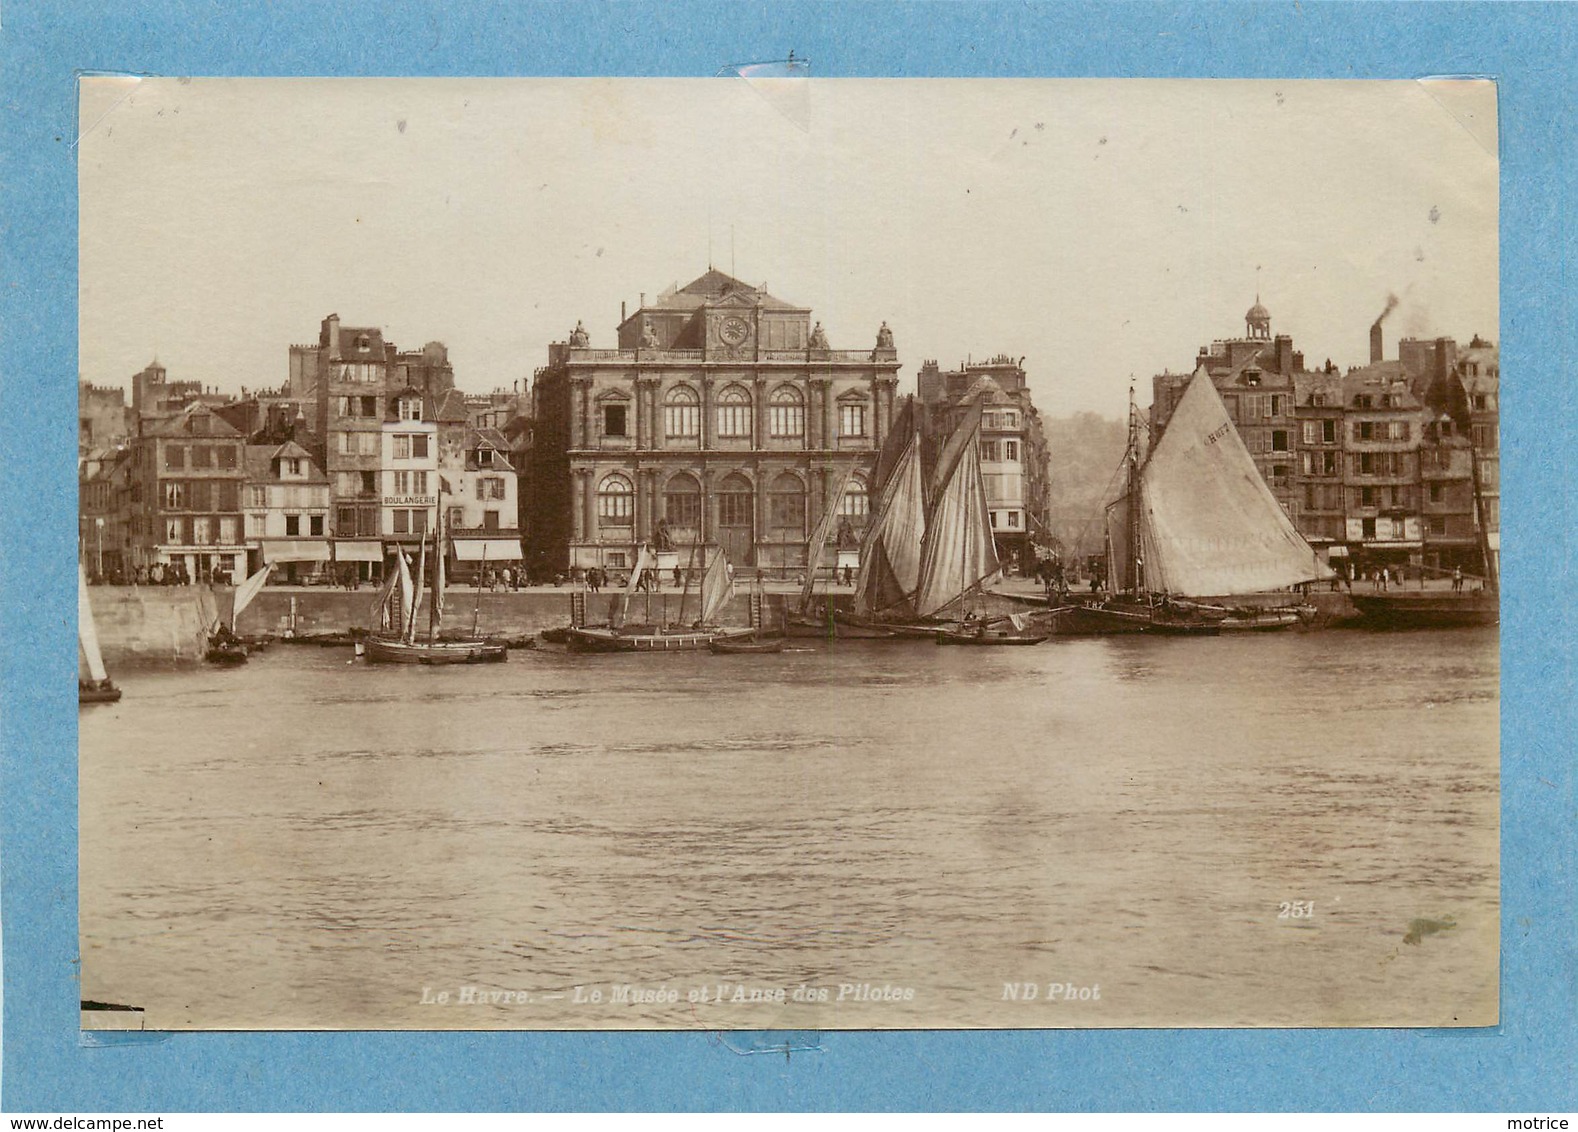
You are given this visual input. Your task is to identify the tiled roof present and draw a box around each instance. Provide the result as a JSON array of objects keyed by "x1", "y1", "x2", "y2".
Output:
[{"x1": 142, "y1": 404, "x2": 243, "y2": 438}]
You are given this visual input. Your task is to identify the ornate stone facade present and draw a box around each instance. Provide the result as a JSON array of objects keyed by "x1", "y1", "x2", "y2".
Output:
[{"x1": 526, "y1": 270, "x2": 901, "y2": 575}]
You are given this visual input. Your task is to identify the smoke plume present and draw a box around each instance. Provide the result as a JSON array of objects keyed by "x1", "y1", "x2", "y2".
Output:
[{"x1": 1371, "y1": 293, "x2": 1400, "y2": 330}]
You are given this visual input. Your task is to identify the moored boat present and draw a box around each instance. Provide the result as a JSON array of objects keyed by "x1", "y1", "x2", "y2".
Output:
[
  {"x1": 364, "y1": 503, "x2": 509, "y2": 665},
  {"x1": 708, "y1": 635, "x2": 786, "y2": 655},
  {"x1": 364, "y1": 636, "x2": 508, "y2": 663},
  {"x1": 1349, "y1": 590, "x2": 1498, "y2": 628},
  {"x1": 565, "y1": 541, "x2": 751, "y2": 654},
  {"x1": 1075, "y1": 372, "x2": 1331, "y2": 635},
  {"x1": 203, "y1": 562, "x2": 273, "y2": 665},
  {"x1": 935, "y1": 623, "x2": 1049, "y2": 645}
]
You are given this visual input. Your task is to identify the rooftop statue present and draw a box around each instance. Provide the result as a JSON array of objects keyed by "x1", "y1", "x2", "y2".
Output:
[
  {"x1": 569, "y1": 320, "x2": 590, "y2": 348},
  {"x1": 809, "y1": 322, "x2": 830, "y2": 350},
  {"x1": 875, "y1": 322, "x2": 895, "y2": 350}
]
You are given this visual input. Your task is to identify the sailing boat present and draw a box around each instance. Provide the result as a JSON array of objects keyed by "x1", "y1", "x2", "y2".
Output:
[
  {"x1": 841, "y1": 398, "x2": 1021, "y2": 639},
  {"x1": 783, "y1": 460, "x2": 862, "y2": 638},
  {"x1": 204, "y1": 562, "x2": 273, "y2": 664},
  {"x1": 564, "y1": 542, "x2": 756, "y2": 652},
  {"x1": 79, "y1": 563, "x2": 121, "y2": 704},
  {"x1": 364, "y1": 506, "x2": 507, "y2": 664},
  {"x1": 1064, "y1": 370, "x2": 1329, "y2": 635},
  {"x1": 831, "y1": 396, "x2": 931, "y2": 638}
]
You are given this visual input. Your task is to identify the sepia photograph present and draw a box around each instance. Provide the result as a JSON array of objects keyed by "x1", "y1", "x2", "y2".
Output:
[{"x1": 75, "y1": 76, "x2": 1499, "y2": 1031}]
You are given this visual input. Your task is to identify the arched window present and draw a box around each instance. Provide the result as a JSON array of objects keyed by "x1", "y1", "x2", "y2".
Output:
[
  {"x1": 664, "y1": 385, "x2": 699, "y2": 439},
  {"x1": 840, "y1": 475, "x2": 869, "y2": 519},
  {"x1": 663, "y1": 472, "x2": 702, "y2": 528},
  {"x1": 768, "y1": 472, "x2": 806, "y2": 534},
  {"x1": 716, "y1": 385, "x2": 752, "y2": 438},
  {"x1": 597, "y1": 473, "x2": 634, "y2": 525},
  {"x1": 717, "y1": 473, "x2": 754, "y2": 529},
  {"x1": 769, "y1": 385, "x2": 805, "y2": 438}
]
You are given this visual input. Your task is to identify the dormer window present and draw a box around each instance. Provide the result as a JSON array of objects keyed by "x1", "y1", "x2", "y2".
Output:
[
  {"x1": 1244, "y1": 372, "x2": 1261, "y2": 387},
  {"x1": 398, "y1": 397, "x2": 422, "y2": 421},
  {"x1": 356, "y1": 335, "x2": 371, "y2": 353},
  {"x1": 477, "y1": 448, "x2": 494, "y2": 466}
]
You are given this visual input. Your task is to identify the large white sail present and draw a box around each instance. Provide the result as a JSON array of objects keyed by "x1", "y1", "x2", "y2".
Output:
[
  {"x1": 78, "y1": 564, "x2": 110, "y2": 684},
  {"x1": 852, "y1": 432, "x2": 926, "y2": 617},
  {"x1": 1140, "y1": 369, "x2": 1330, "y2": 595},
  {"x1": 912, "y1": 404, "x2": 1001, "y2": 618},
  {"x1": 229, "y1": 563, "x2": 273, "y2": 628},
  {"x1": 699, "y1": 547, "x2": 735, "y2": 624}
]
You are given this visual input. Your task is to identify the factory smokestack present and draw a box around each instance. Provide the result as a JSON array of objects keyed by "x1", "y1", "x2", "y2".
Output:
[{"x1": 1369, "y1": 293, "x2": 1399, "y2": 362}]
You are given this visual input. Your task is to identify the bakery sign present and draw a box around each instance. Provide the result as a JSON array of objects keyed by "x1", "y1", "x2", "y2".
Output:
[{"x1": 382, "y1": 495, "x2": 436, "y2": 507}]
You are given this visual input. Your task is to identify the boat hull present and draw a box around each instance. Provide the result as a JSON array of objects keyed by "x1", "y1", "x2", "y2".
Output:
[
  {"x1": 204, "y1": 643, "x2": 249, "y2": 665},
  {"x1": 1350, "y1": 592, "x2": 1500, "y2": 628},
  {"x1": 564, "y1": 625, "x2": 758, "y2": 653},
  {"x1": 709, "y1": 636, "x2": 786, "y2": 655},
  {"x1": 1217, "y1": 606, "x2": 1312, "y2": 632},
  {"x1": 935, "y1": 628, "x2": 1049, "y2": 646},
  {"x1": 1038, "y1": 602, "x2": 1150, "y2": 635},
  {"x1": 364, "y1": 636, "x2": 509, "y2": 664}
]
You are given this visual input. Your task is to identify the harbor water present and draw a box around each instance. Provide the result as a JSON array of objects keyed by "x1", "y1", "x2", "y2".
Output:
[{"x1": 79, "y1": 628, "x2": 1499, "y2": 1029}]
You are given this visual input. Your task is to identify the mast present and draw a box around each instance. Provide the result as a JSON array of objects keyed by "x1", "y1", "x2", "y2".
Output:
[
  {"x1": 799, "y1": 461, "x2": 859, "y2": 617},
  {"x1": 471, "y1": 544, "x2": 487, "y2": 638},
  {"x1": 677, "y1": 534, "x2": 700, "y2": 625},
  {"x1": 1467, "y1": 443, "x2": 1499, "y2": 594},
  {"x1": 1126, "y1": 381, "x2": 1145, "y2": 599},
  {"x1": 407, "y1": 537, "x2": 426, "y2": 644}
]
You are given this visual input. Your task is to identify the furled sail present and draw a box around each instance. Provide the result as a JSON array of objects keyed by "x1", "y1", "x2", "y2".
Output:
[
  {"x1": 406, "y1": 541, "x2": 426, "y2": 643},
  {"x1": 699, "y1": 547, "x2": 735, "y2": 625},
  {"x1": 429, "y1": 521, "x2": 446, "y2": 637},
  {"x1": 798, "y1": 462, "x2": 859, "y2": 615},
  {"x1": 851, "y1": 432, "x2": 926, "y2": 618},
  {"x1": 1104, "y1": 493, "x2": 1137, "y2": 594},
  {"x1": 1139, "y1": 369, "x2": 1330, "y2": 595},
  {"x1": 78, "y1": 564, "x2": 110, "y2": 684},
  {"x1": 395, "y1": 550, "x2": 415, "y2": 630},
  {"x1": 912, "y1": 401, "x2": 1001, "y2": 618}
]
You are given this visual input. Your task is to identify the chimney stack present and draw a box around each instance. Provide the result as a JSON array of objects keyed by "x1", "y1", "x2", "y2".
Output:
[{"x1": 1369, "y1": 322, "x2": 1383, "y2": 364}]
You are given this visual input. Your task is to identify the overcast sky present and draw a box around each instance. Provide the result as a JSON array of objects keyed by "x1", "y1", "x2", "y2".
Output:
[{"x1": 79, "y1": 78, "x2": 1497, "y2": 417}]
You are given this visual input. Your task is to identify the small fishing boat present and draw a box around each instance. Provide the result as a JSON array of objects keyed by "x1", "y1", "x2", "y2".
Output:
[
  {"x1": 1216, "y1": 605, "x2": 1315, "y2": 632},
  {"x1": 204, "y1": 630, "x2": 250, "y2": 665},
  {"x1": 203, "y1": 562, "x2": 273, "y2": 665},
  {"x1": 935, "y1": 623, "x2": 1049, "y2": 646},
  {"x1": 364, "y1": 506, "x2": 508, "y2": 665},
  {"x1": 79, "y1": 564, "x2": 122, "y2": 704},
  {"x1": 709, "y1": 635, "x2": 786, "y2": 655},
  {"x1": 564, "y1": 542, "x2": 754, "y2": 653}
]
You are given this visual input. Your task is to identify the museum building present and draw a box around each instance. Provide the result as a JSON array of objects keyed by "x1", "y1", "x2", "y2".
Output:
[{"x1": 525, "y1": 270, "x2": 902, "y2": 576}]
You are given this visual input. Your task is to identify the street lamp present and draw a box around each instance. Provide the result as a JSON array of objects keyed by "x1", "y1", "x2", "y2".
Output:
[{"x1": 95, "y1": 516, "x2": 104, "y2": 578}]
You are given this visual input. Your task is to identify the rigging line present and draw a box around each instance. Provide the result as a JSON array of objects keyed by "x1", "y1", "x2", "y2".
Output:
[{"x1": 1062, "y1": 450, "x2": 1132, "y2": 559}]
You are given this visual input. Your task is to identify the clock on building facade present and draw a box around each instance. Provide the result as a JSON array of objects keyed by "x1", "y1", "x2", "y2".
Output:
[{"x1": 718, "y1": 315, "x2": 750, "y2": 346}]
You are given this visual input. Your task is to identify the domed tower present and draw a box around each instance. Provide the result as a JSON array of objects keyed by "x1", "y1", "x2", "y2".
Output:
[{"x1": 1245, "y1": 296, "x2": 1271, "y2": 340}]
